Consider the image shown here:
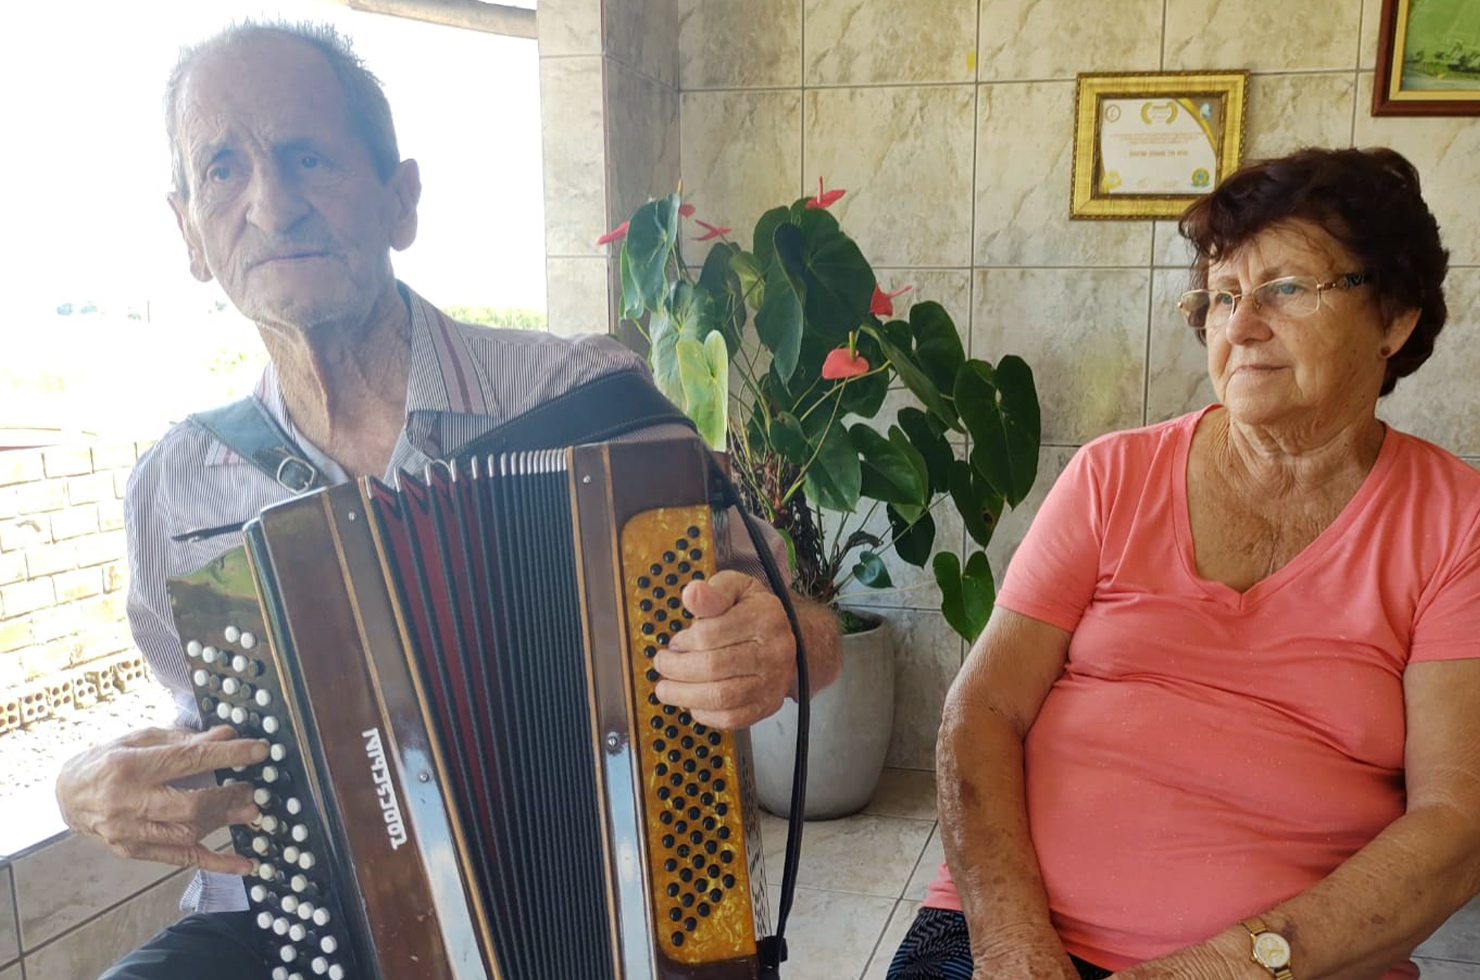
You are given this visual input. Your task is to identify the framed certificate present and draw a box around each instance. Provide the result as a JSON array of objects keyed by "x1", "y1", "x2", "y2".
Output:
[
  {"x1": 1070, "y1": 71, "x2": 1249, "y2": 220},
  {"x1": 1373, "y1": 0, "x2": 1480, "y2": 116}
]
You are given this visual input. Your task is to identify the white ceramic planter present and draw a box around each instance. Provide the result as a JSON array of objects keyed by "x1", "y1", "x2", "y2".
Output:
[{"x1": 748, "y1": 615, "x2": 894, "y2": 820}]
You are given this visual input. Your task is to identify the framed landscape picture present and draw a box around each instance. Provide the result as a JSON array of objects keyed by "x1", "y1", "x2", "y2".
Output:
[{"x1": 1373, "y1": 0, "x2": 1480, "y2": 116}]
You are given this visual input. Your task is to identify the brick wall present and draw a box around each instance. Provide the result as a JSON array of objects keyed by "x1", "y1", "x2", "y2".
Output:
[{"x1": 0, "y1": 443, "x2": 145, "y2": 696}]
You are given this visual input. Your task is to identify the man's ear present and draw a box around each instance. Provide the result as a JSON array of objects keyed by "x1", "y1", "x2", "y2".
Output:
[
  {"x1": 388, "y1": 159, "x2": 421, "y2": 252},
  {"x1": 168, "y1": 193, "x2": 213, "y2": 283}
]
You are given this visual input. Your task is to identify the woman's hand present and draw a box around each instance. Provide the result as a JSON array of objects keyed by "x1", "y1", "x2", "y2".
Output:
[{"x1": 971, "y1": 941, "x2": 1084, "y2": 980}]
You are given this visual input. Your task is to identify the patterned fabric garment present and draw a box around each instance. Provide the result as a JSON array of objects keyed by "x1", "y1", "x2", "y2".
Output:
[
  {"x1": 886, "y1": 908, "x2": 1111, "y2": 980},
  {"x1": 124, "y1": 282, "x2": 786, "y2": 913}
]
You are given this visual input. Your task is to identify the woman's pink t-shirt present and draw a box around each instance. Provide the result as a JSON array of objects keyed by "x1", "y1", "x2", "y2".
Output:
[{"x1": 923, "y1": 408, "x2": 1480, "y2": 976}]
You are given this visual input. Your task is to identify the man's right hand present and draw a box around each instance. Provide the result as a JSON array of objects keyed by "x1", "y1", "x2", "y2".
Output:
[{"x1": 56, "y1": 725, "x2": 268, "y2": 874}]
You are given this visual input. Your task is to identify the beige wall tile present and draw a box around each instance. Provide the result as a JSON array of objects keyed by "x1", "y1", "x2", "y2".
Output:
[
  {"x1": 764, "y1": 813, "x2": 933, "y2": 896},
  {"x1": 1154, "y1": 220, "x2": 1197, "y2": 269},
  {"x1": 1379, "y1": 269, "x2": 1480, "y2": 457},
  {"x1": 681, "y1": 89, "x2": 803, "y2": 260},
  {"x1": 1165, "y1": 0, "x2": 1360, "y2": 72},
  {"x1": 535, "y1": 0, "x2": 601, "y2": 57},
  {"x1": 978, "y1": 0, "x2": 1162, "y2": 81},
  {"x1": 975, "y1": 82, "x2": 1153, "y2": 266},
  {"x1": 1410, "y1": 959, "x2": 1480, "y2": 979},
  {"x1": 1148, "y1": 268, "x2": 1217, "y2": 424},
  {"x1": 679, "y1": 0, "x2": 802, "y2": 89},
  {"x1": 24, "y1": 870, "x2": 186, "y2": 980},
  {"x1": 606, "y1": 61, "x2": 681, "y2": 230},
  {"x1": 1354, "y1": 74, "x2": 1480, "y2": 267},
  {"x1": 0, "y1": 866, "x2": 15, "y2": 967},
  {"x1": 1360, "y1": 0, "x2": 1383, "y2": 71},
  {"x1": 863, "y1": 899, "x2": 923, "y2": 979},
  {"x1": 985, "y1": 444, "x2": 1079, "y2": 585},
  {"x1": 1247, "y1": 72, "x2": 1358, "y2": 160},
  {"x1": 884, "y1": 608, "x2": 964, "y2": 769},
  {"x1": 545, "y1": 256, "x2": 612, "y2": 338},
  {"x1": 1467, "y1": 458, "x2": 1480, "y2": 473},
  {"x1": 829, "y1": 503, "x2": 963, "y2": 613},
  {"x1": 0, "y1": 962, "x2": 17, "y2": 980},
  {"x1": 766, "y1": 885, "x2": 899, "y2": 980},
  {"x1": 864, "y1": 768, "x2": 937, "y2": 820},
  {"x1": 806, "y1": 0, "x2": 977, "y2": 85},
  {"x1": 902, "y1": 824, "x2": 943, "y2": 902},
  {"x1": 972, "y1": 269, "x2": 1150, "y2": 445},
  {"x1": 540, "y1": 56, "x2": 607, "y2": 258},
  {"x1": 805, "y1": 85, "x2": 976, "y2": 268},
  {"x1": 13, "y1": 833, "x2": 177, "y2": 950},
  {"x1": 604, "y1": 0, "x2": 679, "y2": 88}
]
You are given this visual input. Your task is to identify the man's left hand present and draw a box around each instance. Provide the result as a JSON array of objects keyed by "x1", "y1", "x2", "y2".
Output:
[{"x1": 653, "y1": 570, "x2": 797, "y2": 729}]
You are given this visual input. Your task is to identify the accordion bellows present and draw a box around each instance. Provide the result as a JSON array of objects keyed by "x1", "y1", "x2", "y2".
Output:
[{"x1": 169, "y1": 439, "x2": 770, "y2": 980}]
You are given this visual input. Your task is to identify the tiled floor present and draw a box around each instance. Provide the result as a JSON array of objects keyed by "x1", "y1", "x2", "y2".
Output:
[{"x1": 774, "y1": 769, "x2": 1480, "y2": 980}]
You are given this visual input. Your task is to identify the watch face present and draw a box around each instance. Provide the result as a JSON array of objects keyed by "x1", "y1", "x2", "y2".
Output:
[{"x1": 1253, "y1": 932, "x2": 1292, "y2": 968}]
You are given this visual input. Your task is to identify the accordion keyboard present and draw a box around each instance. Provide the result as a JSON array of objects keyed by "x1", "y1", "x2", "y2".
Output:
[{"x1": 174, "y1": 554, "x2": 361, "y2": 980}]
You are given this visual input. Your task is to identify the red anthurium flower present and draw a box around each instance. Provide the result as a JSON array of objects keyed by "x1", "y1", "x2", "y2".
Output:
[
  {"x1": 805, "y1": 176, "x2": 846, "y2": 210},
  {"x1": 679, "y1": 203, "x2": 696, "y2": 217},
  {"x1": 822, "y1": 347, "x2": 870, "y2": 380},
  {"x1": 596, "y1": 221, "x2": 629, "y2": 246},
  {"x1": 694, "y1": 219, "x2": 731, "y2": 242},
  {"x1": 870, "y1": 284, "x2": 913, "y2": 317}
]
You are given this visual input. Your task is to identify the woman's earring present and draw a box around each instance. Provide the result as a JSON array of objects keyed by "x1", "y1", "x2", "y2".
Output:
[{"x1": 1379, "y1": 346, "x2": 1392, "y2": 358}]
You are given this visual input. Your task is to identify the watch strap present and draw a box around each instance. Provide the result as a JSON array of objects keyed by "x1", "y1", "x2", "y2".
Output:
[{"x1": 1240, "y1": 917, "x2": 1294, "y2": 980}]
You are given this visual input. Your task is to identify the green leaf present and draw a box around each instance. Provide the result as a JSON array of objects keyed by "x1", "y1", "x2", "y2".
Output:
[
  {"x1": 897, "y1": 407, "x2": 954, "y2": 496},
  {"x1": 956, "y1": 359, "x2": 1040, "y2": 507},
  {"x1": 850, "y1": 423, "x2": 926, "y2": 507},
  {"x1": 852, "y1": 551, "x2": 893, "y2": 589},
  {"x1": 910, "y1": 302, "x2": 966, "y2": 396},
  {"x1": 801, "y1": 415, "x2": 861, "y2": 513},
  {"x1": 676, "y1": 333, "x2": 729, "y2": 451},
  {"x1": 697, "y1": 242, "x2": 746, "y2": 354},
  {"x1": 888, "y1": 505, "x2": 936, "y2": 567},
  {"x1": 774, "y1": 217, "x2": 873, "y2": 344},
  {"x1": 668, "y1": 281, "x2": 714, "y2": 341},
  {"x1": 949, "y1": 459, "x2": 1004, "y2": 549},
  {"x1": 869, "y1": 326, "x2": 959, "y2": 429},
  {"x1": 731, "y1": 250, "x2": 766, "y2": 310},
  {"x1": 933, "y1": 551, "x2": 995, "y2": 641},
  {"x1": 619, "y1": 245, "x2": 644, "y2": 321},
  {"x1": 770, "y1": 411, "x2": 811, "y2": 468},
  {"x1": 755, "y1": 263, "x2": 804, "y2": 382},
  {"x1": 625, "y1": 195, "x2": 681, "y2": 311},
  {"x1": 888, "y1": 426, "x2": 930, "y2": 504},
  {"x1": 752, "y1": 206, "x2": 790, "y2": 270},
  {"x1": 648, "y1": 309, "x2": 685, "y2": 410}
]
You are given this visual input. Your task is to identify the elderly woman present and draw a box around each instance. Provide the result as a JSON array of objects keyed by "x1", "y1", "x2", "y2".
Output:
[{"x1": 886, "y1": 146, "x2": 1480, "y2": 980}]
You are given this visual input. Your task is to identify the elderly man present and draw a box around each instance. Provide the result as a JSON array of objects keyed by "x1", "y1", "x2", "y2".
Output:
[{"x1": 55, "y1": 21, "x2": 840, "y2": 980}]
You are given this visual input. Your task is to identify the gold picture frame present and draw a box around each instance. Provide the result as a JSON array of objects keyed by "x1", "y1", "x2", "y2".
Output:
[{"x1": 1070, "y1": 71, "x2": 1250, "y2": 220}]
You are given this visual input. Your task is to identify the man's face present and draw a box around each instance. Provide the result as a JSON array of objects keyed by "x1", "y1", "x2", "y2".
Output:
[{"x1": 168, "y1": 34, "x2": 419, "y2": 335}]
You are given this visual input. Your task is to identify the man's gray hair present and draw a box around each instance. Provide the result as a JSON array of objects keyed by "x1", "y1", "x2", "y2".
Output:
[{"x1": 165, "y1": 20, "x2": 401, "y2": 198}]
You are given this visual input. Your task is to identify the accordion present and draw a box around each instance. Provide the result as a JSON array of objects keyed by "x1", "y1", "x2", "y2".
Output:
[{"x1": 168, "y1": 438, "x2": 775, "y2": 980}]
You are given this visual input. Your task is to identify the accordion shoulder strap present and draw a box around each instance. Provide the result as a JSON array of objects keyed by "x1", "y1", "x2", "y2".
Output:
[
  {"x1": 447, "y1": 368, "x2": 695, "y2": 460},
  {"x1": 187, "y1": 396, "x2": 327, "y2": 494}
]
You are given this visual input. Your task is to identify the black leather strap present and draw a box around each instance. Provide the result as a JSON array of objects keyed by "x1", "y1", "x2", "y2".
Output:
[{"x1": 187, "y1": 397, "x2": 326, "y2": 494}]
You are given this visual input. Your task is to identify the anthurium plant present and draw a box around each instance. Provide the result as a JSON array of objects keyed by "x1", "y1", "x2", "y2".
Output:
[{"x1": 600, "y1": 182, "x2": 1042, "y2": 641}]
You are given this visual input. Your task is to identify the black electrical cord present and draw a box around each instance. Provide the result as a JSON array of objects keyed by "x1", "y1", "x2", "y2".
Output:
[{"x1": 706, "y1": 454, "x2": 809, "y2": 977}]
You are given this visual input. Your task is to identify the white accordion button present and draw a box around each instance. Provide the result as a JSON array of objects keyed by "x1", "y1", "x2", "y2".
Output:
[
  {"x1": 262, "y1": 766, "x2": 279, "y2": 783},
  {"x1": 253, "y1": 788, "x2": 272, "y2": 807},
  {"x1": 291, "y1": 823, "x2": 309, "y2": 842},
  {"x1": 186, "y1": 640, "x2": 203, "y2": 658},
  {"x1": 270, "y1": 743, "x2": 287, "y2": 762},
  {"x1": 281, "y1": 895, "x2": 299, "y2": 914},
  {"x1": 282, "y1": 846, "x2": 300, "y2": 864},
  {"x1": 328, "y1": 965, "x2": 345, "y2": 980},
  {"x1": 291, "y1": 874, "x2": 309, "y2": 893},
  {"x1": 297, "y1": 902, "x2": 315, "y2": 921},
  {"x1": 263, "y1": 715, "x2": 281, "y2": 735},
  {"x1": 216, "y1": 703, "x2": 232, "y2": 720},
  {"x1": 252, "y1": 836, "x2": 271, "y2": 855},
  {"x1": 298, "y1": 851, "x2": 315, "y2": 870},
  {"x1": 285, "y1": 797, "x2": 302, "y2": 815},
  {"x1": 279, "y1": 944, "x2": 296, "y2": 963},
  {"x1": 261, "y1": 815, "x2": 281, "y2": 834},
  {"x1": 192, "y1": 670, "x2": 209, "y2": 687},
  {"x1": 241, "y1": 631, "x2": 258, "y2": 649},
  {"x1": 272, "y1": 968, "x2": 289, "y2": 980},
  {"x1": 224, "y1": 625, "x2": 241, "y2": 643},
  {"x1": 256, "y1": 911, "x2": 274, "y2": 930},
  {"x1": 312, "y1": 908, "x2": 330, "y2": 928},
  {"x1": 289, "y1": 924, "x2": 307, "y2": 943},
  {"x1": 231, "y1": 707, "x2": 248, "y2": 725},
  {"x1": 202, "y1": 646, "x2": 219, "y2": 664},
  {"x1": 249, "y1": 884, "x2": 268, "y2": 903},
  {"x1": 222, "y1": 678, "x2": 240, "y2": 696},
  {"x1": 232, "y1": 655, "x2": 249, "y2": 673},
  {"x1": 255, "y1": 689, "x2": 273, "y2": 707},
  {"x1": 311, "y1": 956, "x2": 328, "y2": 975},
  {"x1": 257, "y1": 863, "x2": 277, "y2": 881},
  {"x1": 273, "y1": 917, "x2": 290, "y2": 936},
  {"x1": 320, "y1": 936, "x2": 337, "y2": 954}
]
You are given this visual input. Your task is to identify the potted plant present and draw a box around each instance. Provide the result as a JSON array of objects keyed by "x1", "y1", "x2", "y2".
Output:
[{"x1": 600, "y1": 182, "x2": 1041, "y2": 816}]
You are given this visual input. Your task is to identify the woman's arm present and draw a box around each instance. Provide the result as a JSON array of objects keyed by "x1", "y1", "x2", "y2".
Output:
[
  {"x1": 1113, "y1": 657, "x2": 1480, "y2": 980},
  {"x1": 938, "y1": 606, "x2": 1082, "y2": 979}
]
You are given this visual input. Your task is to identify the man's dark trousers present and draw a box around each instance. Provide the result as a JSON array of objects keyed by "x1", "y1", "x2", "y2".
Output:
[{"x1": 98, "y1": 912, "x2": 265, "y2": 980}]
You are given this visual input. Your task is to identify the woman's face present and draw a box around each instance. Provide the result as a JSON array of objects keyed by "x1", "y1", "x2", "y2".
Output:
[{"x1": 1204, "y1": 220, "x2": 1397, "y2": 432}]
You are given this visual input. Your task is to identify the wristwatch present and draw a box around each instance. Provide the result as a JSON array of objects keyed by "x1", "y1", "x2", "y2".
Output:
[{"x1": 1241, "y1": 916, "x2": 1294, "y2": 980}]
